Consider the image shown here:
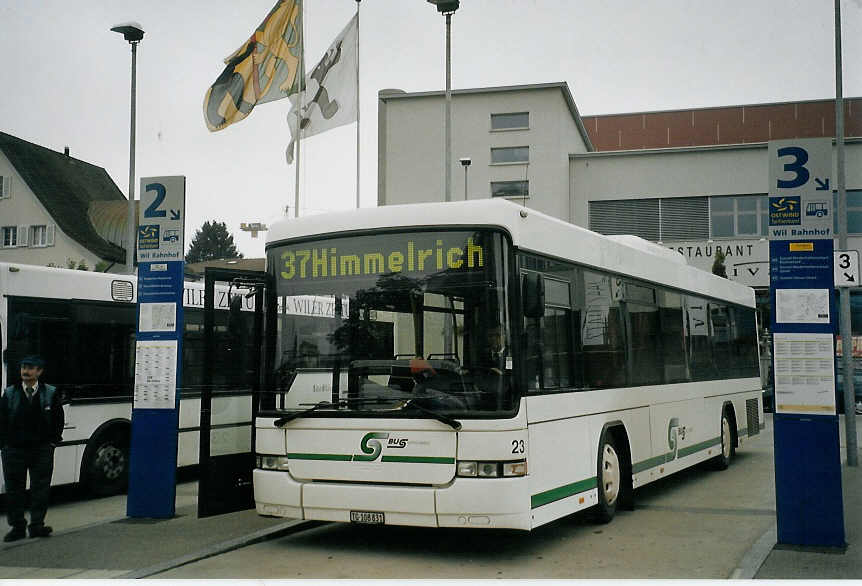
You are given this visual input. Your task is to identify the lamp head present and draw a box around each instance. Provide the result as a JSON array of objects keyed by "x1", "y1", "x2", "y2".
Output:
[
  {"x1": 459, "y1": 157, "x2": 472, "y2": 167},
  {"x1": 111, "y1": 22, "x2": 144, "y2": 43},
  {"x1": 427, "y1": 0, "x2": 460, "y2": 13}
]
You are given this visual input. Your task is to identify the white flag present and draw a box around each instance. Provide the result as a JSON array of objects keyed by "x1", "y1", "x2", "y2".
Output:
[{"x1": 286, "y1": 14, "x2": 358, "y2": 163}]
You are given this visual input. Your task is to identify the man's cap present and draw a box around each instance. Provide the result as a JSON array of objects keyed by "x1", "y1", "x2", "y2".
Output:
[{"x1": 20, "y1": 355, "x2": 45, "y2": 368}]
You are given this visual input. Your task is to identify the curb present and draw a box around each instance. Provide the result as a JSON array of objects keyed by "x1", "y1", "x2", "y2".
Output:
[
  {"x1": 731, "y1": 523, "x2": 776, "y2": 579},
  {"x1": 118, "y1": 518, "x2": 317, "y2": 579}
]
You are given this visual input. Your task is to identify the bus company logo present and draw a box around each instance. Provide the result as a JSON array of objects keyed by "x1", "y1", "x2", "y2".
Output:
[
  {"x1": 667, "y1": 417, "x2": 685, "y2": 460},
  {"x1": 769, "y1": 196, "x2": 801, "y2": 226},
  {"x1": 353, "y1": 432, "x2": 408, "y2": 462},
  {"x1": 138, "y1": 225, "x2": 161, "y2": 249}
]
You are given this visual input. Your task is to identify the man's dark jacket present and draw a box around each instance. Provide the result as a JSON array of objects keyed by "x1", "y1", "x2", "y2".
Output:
[{"x1": 0, "y1": 384, "x2": 64, "y2": 448}]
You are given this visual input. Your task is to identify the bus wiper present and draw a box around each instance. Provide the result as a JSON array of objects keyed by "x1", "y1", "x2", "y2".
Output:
[
  {"x1": 273, "y1": 401, "x2": 340, "y2": 427},
  {"x1": 404, "y1": 400, "x2": 462, "y2": 431},
  {"x1": 346, "y1": 397, "x2": 462, "y2": 431}
]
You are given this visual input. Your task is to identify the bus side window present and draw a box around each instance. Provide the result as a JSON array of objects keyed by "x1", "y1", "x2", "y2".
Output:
[
  {"x1": 520, "y1": 267, "x2": 579, "y2": 393},
  {"x1": 540, "y1": 278, "x2": 573, "y2": 390},
  {"x1": 6, "y1": 299, "x2": 73, "y2": 391},
  {"x1": 581, "y1": 271, "x2": 627, "y2": 389},
  {"x1": 623, "y1": 282, "x2": 662, "y2": 386},
  {"x1": 73, "y1": 302, "x2": 136, "y2": 399},
  {"x1": 687, "y1": 296, "x2": 715, "y2": 381},
  {"x1": 730, "y1": 306, "x2": 759, "y2": 377},
  {"x1": 659, "y1": 291, "x2": 689, "y2": 383}
]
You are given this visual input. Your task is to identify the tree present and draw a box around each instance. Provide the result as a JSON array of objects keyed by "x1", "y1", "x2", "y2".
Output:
[
  {"x1": 185, "y1": 221, "x2": 244, "y2": 264},
  {"x1": 712, "y1": 248, "x2": 728, "y2": 278}
]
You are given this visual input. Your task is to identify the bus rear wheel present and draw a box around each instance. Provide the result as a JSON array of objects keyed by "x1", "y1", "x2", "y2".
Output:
[
  {"x1": 712, "y1": 411, "x2": 734, "y2": 470},
  {"x1": 83, "y1": 431, "x2": 129, "y2": 497},
  {"x1": 594, "y1": 431, "x2": 621, "y2": 523}
]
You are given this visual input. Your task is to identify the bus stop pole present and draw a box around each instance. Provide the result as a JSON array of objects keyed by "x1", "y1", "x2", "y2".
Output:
[{"x1": 835, "y1": 0, "x2": 857, "y2": 466}]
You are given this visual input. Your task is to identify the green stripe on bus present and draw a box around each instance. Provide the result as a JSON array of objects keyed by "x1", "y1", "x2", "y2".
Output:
[
  {"x1": 531, "y1": 477, "x2": 597, "y2": 509},
  {"x1": 678, "y1": 437, "x2": 721, "y2": 458},
  {"x1": 287, "y1": 453, "x2": 454, "y2": 464},
  {"x1": 632, "y1": 436, "x2": 722, "y2": 474},
  {"x1": 381, "y1": 455, "x2": 455, "y2": 464},
  {"x1": 287, "y1": 453, "x2": 352, "y2": 461},
  {"x1": 632, "y1": 453, "x2": 668, "y2": 474}
]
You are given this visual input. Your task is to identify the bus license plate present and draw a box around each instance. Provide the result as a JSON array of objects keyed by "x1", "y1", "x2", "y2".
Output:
[{"x1": 350, "y1": 511, "x2": 384, "y2": 524}]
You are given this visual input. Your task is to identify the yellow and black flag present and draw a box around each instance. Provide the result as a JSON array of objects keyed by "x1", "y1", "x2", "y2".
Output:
[{"x1": 203, "y1": 0, "x2": 303, "y2": 132}]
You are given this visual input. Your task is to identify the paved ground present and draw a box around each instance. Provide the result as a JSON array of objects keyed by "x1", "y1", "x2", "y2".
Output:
[
  {"x1": 0, "y1": 482, "x2": 307, "y2": 579},
  {"x1": 154, "y1": 424, "x2": 779, "y2": 580},
  {"x1": 0, "y1": 413, "x2": 860, "y2": 579}
]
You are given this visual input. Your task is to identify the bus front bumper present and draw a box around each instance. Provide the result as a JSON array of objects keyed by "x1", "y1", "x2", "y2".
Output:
[{"x1": 253, "y1": 469, "x2": 532, "y2": 530}]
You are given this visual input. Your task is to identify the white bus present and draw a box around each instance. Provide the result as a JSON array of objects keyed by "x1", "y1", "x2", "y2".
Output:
[
  {"x1": 0, "y1": 262, "x2": 255, "y2": 496},
  {"x1": 253, "y1": 200, "x2": 764, "y2": 530}
]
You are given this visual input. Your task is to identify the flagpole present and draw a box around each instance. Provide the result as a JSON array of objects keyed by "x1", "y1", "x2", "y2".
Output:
[
  {"x1": 293, "y1": 0, "x2": 305, "y2": 219},
  {"x1": 355, "y1": 0, "x2": 361, "y2": 209}
]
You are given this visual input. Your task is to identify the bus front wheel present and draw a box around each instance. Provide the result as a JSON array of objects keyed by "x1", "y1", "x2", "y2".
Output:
[
  {"x1": 83, "y1": 430, "x2": 130, "y2": 497},
  {"x1": 594, "y1": 431, "x2": 621, "y2": 523}
]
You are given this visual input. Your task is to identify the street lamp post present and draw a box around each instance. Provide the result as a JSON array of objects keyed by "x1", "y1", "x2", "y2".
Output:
[
  {"x1": 427, "y1": 0, "x2": 459, "y2": 202},
  {"x1": 834, "y1": 0, "x2": 856, "y2": 465},
  {"x1": 111, "y1": 22, "x2": 145, "y2": 274},
  {"x1": 459, "y1": 157, "x2": 471, "y2": 200}
]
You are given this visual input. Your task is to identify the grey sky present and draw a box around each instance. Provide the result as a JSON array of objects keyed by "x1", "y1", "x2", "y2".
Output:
[{"x1": 1, "y1": 0, "x2": 859, "y2": 259}]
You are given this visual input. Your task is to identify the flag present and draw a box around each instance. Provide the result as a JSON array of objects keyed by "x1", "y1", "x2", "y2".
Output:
[
  {"x1": 286, "y1": 14, "x2": 358, "y2": 164},
  {"x1": 203, "y1": 0, "x2": 303, "y2": 132}
]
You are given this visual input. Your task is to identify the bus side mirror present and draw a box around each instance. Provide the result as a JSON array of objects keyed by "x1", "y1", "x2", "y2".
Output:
[{"x1": 522, "y1": 273, "x2": 545, "y2": 318}]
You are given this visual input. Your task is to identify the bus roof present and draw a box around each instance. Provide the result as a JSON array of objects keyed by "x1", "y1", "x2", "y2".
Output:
[
  {"x1": 0, "y1": 262, "x2": 134, "y2": 303},
  {"x1": 266, "y1": 200, "x2": 756, "y2": 308},
  {"x1": 0, "y1": 263, "x2": 257, "y2": 311}
]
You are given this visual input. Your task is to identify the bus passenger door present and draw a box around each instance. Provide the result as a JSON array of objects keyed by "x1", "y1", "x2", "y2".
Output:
[{"x1": 198, "y1": 268, "x2": 271, "y2": 518}]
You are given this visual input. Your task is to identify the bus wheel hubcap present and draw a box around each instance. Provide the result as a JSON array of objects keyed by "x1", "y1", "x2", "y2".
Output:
[
  {"x1": 96, "y1": 445, "x2": 124, "y2": 480},
  {"x1": 601, "y1": 443, "x2": 620, "y2": 505}
]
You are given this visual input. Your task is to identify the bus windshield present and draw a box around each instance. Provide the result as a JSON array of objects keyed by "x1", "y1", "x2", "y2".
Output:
[{"x1": 265, "y1": 229, "x2": 515, "y2": 418}]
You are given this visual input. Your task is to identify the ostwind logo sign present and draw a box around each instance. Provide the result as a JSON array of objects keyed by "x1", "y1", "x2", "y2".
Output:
[{"x1": 769, "y1": 196, "x2": 801, "y2": 226}]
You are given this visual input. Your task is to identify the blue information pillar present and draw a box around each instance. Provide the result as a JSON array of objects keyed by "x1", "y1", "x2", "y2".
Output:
[
  {"x1": 768, "y1": 139, "x2": 844, "y2": 548},
  {"x1": 128, "y1": 176, "x2": 186, "y2": 518}
]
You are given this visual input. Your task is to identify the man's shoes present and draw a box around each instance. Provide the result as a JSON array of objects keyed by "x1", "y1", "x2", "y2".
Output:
[
  {"x1": 3, "y1": 528, "x2": 26, "y2": 542},
  {"x1": 28, "y1": 525, "x2": 52, "y2": 538}
]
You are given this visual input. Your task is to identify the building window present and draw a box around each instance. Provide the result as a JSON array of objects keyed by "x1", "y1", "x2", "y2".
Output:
[
  {"x1": 491, "y1": 180, "x2": 529, "y2": 198},
  {"x1": 710, "y1": 195, "x2": 768, "y2": 238},
  {"x1": 491, "y1": 146, "x2": 529, "y2": 164},
  {"x1": 589, "y1": 197, "x2": 710, "y2": 242},
  {"x1": 832, "y1": 190, "x2": 862, "y2": 234},
  {"x1": 31, "y1": 225, "x2": 47, "y2": 247},
  {"x1": 491, "y1": 112, "x2": 529, "y2": 131},
  {"x1": 0, "y1": 176, "x2": 9, "y2": 199},
  {"x1": 2, "y1": 226, "x2": 17, "y2": 248}
]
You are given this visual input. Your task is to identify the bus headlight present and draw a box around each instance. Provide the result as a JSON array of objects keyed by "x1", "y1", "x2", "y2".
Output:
[
  {"x1": 456, "y1": 460, "x2": 526, "y2": 478},
  {"x1": 457, "y1": 461, "x2": 478, "y2": 477},
  {"x1": 256, "y1": 455, "x2": 290, "y2": 471}
]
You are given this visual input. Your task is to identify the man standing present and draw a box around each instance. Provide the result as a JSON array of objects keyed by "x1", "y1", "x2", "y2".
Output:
[{"x1": 0, "y1": 356, "x2": 64, "y2": 542}]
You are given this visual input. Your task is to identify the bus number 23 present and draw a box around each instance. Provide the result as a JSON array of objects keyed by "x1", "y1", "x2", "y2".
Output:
[{"x1": 511, "y1": 440, "x2": 525, "y2": 454}]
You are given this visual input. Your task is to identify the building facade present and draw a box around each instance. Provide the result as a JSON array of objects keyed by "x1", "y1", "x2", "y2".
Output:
[
  {"x1": 0, "y1": 132, "x2": 131, "y2": 272},
  {"x1": 378, "y1": 83, "x2": 593, "y2": 222},
  {"x1": 378, "y1": 84, "x2": 862, "y2": 301}
]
